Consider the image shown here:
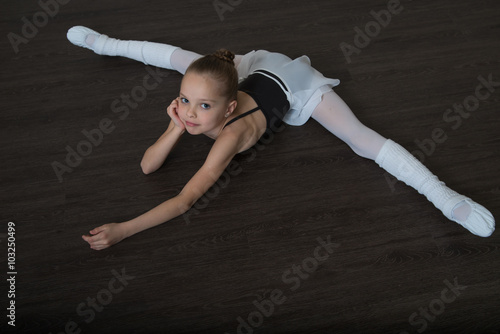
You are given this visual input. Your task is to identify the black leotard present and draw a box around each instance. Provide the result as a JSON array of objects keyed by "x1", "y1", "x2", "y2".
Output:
[{"x1": 223, "y1": 71, "x2": 290, "y2": 130}]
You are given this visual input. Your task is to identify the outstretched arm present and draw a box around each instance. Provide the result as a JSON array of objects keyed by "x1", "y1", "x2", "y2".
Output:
[
  {"x1": 82, "y1": 130, "x2": 242, "y2": 250},
  {"x1": 141, "y1": 98, "x2": 185, "y2": 174}
]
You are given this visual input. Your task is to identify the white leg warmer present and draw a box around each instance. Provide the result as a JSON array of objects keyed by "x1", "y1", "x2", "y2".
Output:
[
  {"x1": 375, "y1": 139, "x2": 495, "y2": 237},
  {"x1": 67, "y1": 26, "x2": 181, "y2": 70}
]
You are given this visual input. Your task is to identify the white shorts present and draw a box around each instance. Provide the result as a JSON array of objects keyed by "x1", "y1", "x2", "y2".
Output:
[{"x1": 236, "y1": 50, "x2": 340, "y2": 126}]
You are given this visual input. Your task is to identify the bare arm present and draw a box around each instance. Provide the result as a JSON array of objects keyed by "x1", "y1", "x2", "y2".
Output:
[
  {"x1": 82, "y1": 130, "x2": 242, "y2": 250},
  {"x1": 141, "y1": 119, "x2": 184, "y2": 174},
  {"x1": 141, "y1": 98, "x2": 185, "y2": 174}
]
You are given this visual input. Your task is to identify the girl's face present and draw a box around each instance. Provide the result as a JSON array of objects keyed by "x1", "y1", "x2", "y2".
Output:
[{"x1": 178, "y1": 72, "x2": 236, "y2": 136}]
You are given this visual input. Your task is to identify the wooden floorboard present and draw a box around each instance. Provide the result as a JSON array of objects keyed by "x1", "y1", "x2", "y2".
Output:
[{"x1": 1, "y1": 0, "x2": 500, "y2": 333}]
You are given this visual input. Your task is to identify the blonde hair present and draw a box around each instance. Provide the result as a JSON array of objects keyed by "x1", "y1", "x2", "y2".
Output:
[{"x1": 185, "y1": 49, "x2": 238, "y2": 101}]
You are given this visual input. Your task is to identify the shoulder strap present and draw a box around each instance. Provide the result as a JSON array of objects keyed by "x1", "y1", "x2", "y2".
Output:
[{"x1": 223, "y1": 107, "x2": 261, "y2": 129}]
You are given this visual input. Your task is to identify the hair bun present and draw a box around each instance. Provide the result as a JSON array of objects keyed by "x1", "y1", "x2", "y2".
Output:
[{"x1": 213, "y1": 49, "x2": 235, "y2": 65}]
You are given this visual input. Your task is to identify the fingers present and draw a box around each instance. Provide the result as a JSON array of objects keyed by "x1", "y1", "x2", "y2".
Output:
[
  {"x1": 82, "y1": 234, "x2": 110, "y2": 251},
  {"x1": 81, "y1": 223, "x2": 124, "y2": 251},
  {"x1": 167, "y1": 98, "x2": 178, "y2": 112},
  {"x1": 167, "y1": 98, "x2": 185, "y2": 130},
  {"x1": 90, "y1": 225, "x2": 105, "y2": 235},
  {"x1": 82, "y1": 233, "x2": 102, "y2": 249},
  {"x1": 167, "y1": 99, "x2": 179, "y2": 118},
  {"x1": 82, "y1": 225, "x2": 109, "y2": 250}
]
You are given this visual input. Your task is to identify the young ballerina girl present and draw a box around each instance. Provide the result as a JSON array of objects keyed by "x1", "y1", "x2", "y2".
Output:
[{"x1": 67, "y1": 26, "x2": 495, "y2": 250}]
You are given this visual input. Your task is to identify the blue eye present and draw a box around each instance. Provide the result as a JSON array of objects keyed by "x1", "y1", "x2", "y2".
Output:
[
  {"x1": 201, "y1": 103, "x2": 211, "y2": 110},
  {"x1": 180, "y1": 97, "x2": 189, "y2": 104}
]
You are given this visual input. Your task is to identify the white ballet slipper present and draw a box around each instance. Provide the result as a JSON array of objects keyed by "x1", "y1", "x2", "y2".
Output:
[
  {"x1": 67, "y1": 25, "x2": 103, "y2": 51},
  {"x1": 445, "y1": 197, "x2": 495, "y2": 237}
]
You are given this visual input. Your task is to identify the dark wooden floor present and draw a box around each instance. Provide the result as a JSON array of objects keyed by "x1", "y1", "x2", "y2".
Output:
[{"x1": 1, "y1": 0, "x2": 500, "y2": 333}]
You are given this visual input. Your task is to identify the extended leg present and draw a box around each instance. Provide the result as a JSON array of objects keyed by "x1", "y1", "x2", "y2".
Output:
[
  {"x1": 311, "y1": 90, "x2": 386, "y2": 160},
  {"x1": 67, "y1": 26, "x2": 201, "y2": 74},
  {"x1": 312, "y1": 90, "x2": 495, "y2": 237}
]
